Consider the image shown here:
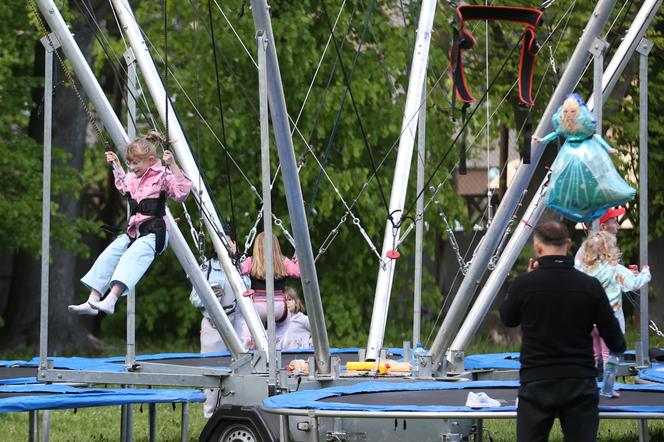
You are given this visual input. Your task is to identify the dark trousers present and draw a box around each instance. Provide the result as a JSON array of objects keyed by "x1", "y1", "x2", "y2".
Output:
[{"x1": 517, "y1": 378, "x2": 599, "y2": 442}]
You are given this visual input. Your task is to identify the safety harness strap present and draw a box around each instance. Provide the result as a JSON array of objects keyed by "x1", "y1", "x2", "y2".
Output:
[
  {"x1": 451, "y1": 5, "x2": 543, "y2": 107},
  {"x1": 128, "y1": 191, "x2": 167, "y2": 255}
]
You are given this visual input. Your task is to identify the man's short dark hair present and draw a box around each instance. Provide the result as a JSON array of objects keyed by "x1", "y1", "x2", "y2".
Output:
[{"x1": 533, "y1": 221, "x2": 569, "y2": 246}]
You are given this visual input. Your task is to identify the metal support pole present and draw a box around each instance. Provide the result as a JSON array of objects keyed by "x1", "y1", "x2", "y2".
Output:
[
  {"x1": 258, "y1": 31, "x2": 277, "y2": 387},
  {"x1": 639, "y1": 419, "x2": 650, "y2": 442},
  {"x1": 367, "y1": 0, "x2": 436, "y2": 360},
  {"x1": 429, "y1": 0, "x2": 617, "y2": 364},
  {"x1": 124, "y1": 48, "x2": 137, "y2": 369},
  {"x1": 449, "y1": 177, "x2": 549, "y2": 355},
  {"x1": 120, "y1": 403, "x2": 133, "y2": 442},
  {"x1": 108, "y1": 0, "x2": 267, "y2": 352},
  {"x1": 413, "y1": 81, "x2": 427, "y2": 346},
  {"x1": 590, "y1": 38, "x2": 608, "y2": 134},
  {"x1": 40, "y1": 410, "x2": 50, "y2": 442},
  {"x1": 279, "y1": 415, "x2": 291, "y2": 442},
  {"x1": 637, "y1": 38, "x2": 653, "y2": 368},
  {"x1": 167, "y1": 211, "x2": 245, "y2": 355},
  {"x1": 180, "y1": 403, "x2": 189, "y2": 442},
  {"x1": 588, "y1": 0, "x2": 662, "y2": 107},
  {"x1": 29, "y1": 411, "x2": 39, "y2": 442},
  {"x1": 250, "y1": 0, "x2": 331, "y2": 374},
  {"x1": 124, "y1": 48, "x2": 138, "y2": 141},
  {"x1": 34, "y1": 0, "x2": 247, "y2": 360},
  {"x1": 35, "y1": 0, "x2": 127, "y2": 147},
  {"x1": 437, "y1": 0, "x2": 662, "y2": 368},
  {"x1": 39, "y1": 32, "x2": 59, "y2": 373},
  {"x1": 149, "y1": 404, "x2": 157, "y2": 442},
  {"x1": 121, "y1": 405, "x2": 128, "y2": 442}
]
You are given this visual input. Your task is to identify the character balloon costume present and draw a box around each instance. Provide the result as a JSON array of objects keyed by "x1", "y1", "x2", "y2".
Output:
[{"x1": 538, "y1": 94, "x2": 635, "y2": 222}]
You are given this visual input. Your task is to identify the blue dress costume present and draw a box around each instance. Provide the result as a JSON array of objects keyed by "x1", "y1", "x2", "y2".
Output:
[{"x1": 538, "y1": 95, "x2": 636, "y2": 222}]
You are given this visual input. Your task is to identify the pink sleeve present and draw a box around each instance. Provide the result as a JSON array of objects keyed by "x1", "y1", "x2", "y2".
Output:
[
  {"x1": 163, "y1": 169, "x2": 193, "y2": 203},
  {"x1": 113, "y1": 167, "x2": 128, "y2": 193},
  {"x1": 241, "y1": 257, "x2": 252, "y2": 275},
  {"x1": 284, "y1": 257, "x2": 300, "y2": 278}
]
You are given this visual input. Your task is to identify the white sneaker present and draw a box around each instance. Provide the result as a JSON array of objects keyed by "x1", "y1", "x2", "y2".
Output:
[
  {"x1": 68, "y1": 302, "x2": 98, "y2": 316},
  {"x1": 466, "y1": 391, "x2": 502, "y2": 408},
  {"x1": 89, "y1": 296, "x2": 117, "y2": 315}
]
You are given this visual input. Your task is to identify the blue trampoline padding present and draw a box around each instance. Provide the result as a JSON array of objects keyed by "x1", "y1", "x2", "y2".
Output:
[
  {"x1": 0, "y1": 360, "x2": 32, "y2": 367},
  {"x1": 264, "y1": 380, "x2": 664, "y2": 414},
  {"x1": 0, "y1": 384, "x2": 204, "y2": 413},
  {"x1": 639, "y1": 363, "x2": 664, "y2": 383},
  {"x1": 264, "y1": 381, "x2": 520, "y2": 413},
  {"x1": 464, "y1": 353, "x2": 520, "y2": 370}
]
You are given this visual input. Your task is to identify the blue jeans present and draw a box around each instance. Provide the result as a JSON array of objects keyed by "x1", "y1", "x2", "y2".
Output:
[{"x1": 80, "y1": 232, "x2": 168, "y2": 296}]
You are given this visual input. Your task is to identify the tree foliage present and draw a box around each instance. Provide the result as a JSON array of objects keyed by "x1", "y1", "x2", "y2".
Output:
[{"x1": 1, "y1": 0, "x2": 663, "y2": 353}]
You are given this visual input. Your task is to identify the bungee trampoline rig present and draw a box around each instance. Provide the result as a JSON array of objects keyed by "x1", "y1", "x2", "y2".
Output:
[{"x1": 19, "y1": 0, "x2": 664, "y2": 440}]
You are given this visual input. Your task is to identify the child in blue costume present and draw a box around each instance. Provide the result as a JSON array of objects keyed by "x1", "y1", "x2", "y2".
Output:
[{"x1": 533, "y1": 94, "x2": 635, "y2": 222}]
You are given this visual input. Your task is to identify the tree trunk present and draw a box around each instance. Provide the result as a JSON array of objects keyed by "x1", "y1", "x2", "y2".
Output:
[{"x1": 2, "y1": 7, "x2": 106, "y2": 355}]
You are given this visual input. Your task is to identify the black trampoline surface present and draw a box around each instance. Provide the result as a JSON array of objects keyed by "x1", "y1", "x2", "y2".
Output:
[
  {"x1": 320, "y1": 388, "x2": 517, "y2": 406},
  {"x1": 318, "y1": 388, "x2": 664, "y2": 408},
  {"x1": 0, "y1": 366, "x2": 37, "y2": 380},
  {"x1": 0, "y1": 392, "x2": 52, "y2": 399}
]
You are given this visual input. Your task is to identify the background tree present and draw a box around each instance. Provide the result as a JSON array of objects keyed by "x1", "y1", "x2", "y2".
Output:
[{"x1": 0, "y1": 0, "x2": 662, "y2": 355}]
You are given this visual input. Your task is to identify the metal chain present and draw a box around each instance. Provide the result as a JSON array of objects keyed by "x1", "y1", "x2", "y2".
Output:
[
  {"x1": 434, "y1": 199, "x2": 469, "y2": 275},
  {"x1": 649, "y1": 320, "x2": 664, "y2": 338},
  {"x1": 242, "y1": 208, "x2": 263, "y2": 261},
  {"x1": 487, "y1": 188, "x2": 529, "y2": 270},
  {"x1": 182, "y1": 202, "x2": 206, "y2": 262},
  {"x1": 353, "y1": 215, "x2": 386, "y2": 268},
  {"x1": 29, "y1": 0, "x2": 111, "y2": 151},
  {"x1": 315, "y1": 213, "x2": 348, "y2": 261},
  {"x1": 272, "y1": 215, "x2": 296, "y2": 249}
]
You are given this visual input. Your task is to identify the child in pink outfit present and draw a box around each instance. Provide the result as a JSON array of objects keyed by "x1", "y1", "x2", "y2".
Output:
[{"x1": 69, "y1": 131, "x2": 192, "y2": 316}]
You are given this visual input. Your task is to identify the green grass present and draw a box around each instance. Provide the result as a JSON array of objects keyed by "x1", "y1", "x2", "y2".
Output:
[
  {"x1": 0, "y1": 402, "x2": 208, "y2": 442},
  {"x1": 485, "y1": 419, "x2": 664, "y2": 442},
  {"x1": 2, "y1": 404, "x2": 664, "y2": 441}
]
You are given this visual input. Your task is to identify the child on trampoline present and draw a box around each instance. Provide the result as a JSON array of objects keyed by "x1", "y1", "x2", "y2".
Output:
[
  {"x1": 240, "y1": 232, "x2": 300, "y2": 349},
  {"x1": 576, "y1": 231, "x2": 650, "y2": 364},
  {"x1": 68, "y1": 131, "x2": 192, "y2": 316}
]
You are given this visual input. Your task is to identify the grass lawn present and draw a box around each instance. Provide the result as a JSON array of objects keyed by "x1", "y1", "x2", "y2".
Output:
[
  {"x1": 1, "y1": 404, "x2": 664, "y2": 441},
  {"x1": 0, "y1": 402, "x2": 208, "y2": 441}
]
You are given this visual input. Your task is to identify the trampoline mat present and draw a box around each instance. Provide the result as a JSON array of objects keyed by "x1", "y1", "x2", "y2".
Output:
[
  {"x1": 0, "y1": 392, "x2": 53, "y2": 399},
  {"x1": 0, "y1": 366, "x2": 37, "y2": 380},
  {"x1": 320, "y1": 388, "x2": 516, "y2": 407},
  {"x1": 319, "y1": 388, "x2": 664, "y2": 408}
]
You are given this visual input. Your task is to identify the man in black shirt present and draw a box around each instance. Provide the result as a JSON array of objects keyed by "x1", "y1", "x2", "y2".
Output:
[{"x1": 500, "y1": 221, "x2": 625, "y2": 442}]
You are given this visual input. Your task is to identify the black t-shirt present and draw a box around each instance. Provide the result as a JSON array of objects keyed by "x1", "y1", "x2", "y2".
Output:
[{"x1": 500, "y1": 255, "x2": 626, "y2": 383}]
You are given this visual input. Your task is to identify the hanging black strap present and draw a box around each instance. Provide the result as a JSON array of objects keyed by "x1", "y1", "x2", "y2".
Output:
[
  {"x1": 450, "y1": 5, "x2": 543, "y2": 107},
  {"x1": 522, "y1": 110, "x2": 533, "y2": 164},
  {"x1": 459, "y1": 103, "x2": 469, "y2": 175}
]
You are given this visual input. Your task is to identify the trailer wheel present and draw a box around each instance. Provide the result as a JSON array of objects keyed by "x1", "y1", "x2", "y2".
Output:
[
  {"x1": 199, "y1": 405, "x2": 278, "y2": 442},
  {"x1": 215, "y1": 422, "x2": 258, "y2": 442}
]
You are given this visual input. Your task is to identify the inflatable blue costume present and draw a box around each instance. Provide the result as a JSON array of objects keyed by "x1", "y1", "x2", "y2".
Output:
[{"x1": 537, "y1": 94, "x2": 635, "y2": 222}]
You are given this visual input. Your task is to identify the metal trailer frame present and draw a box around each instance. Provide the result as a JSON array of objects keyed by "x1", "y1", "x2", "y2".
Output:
[
  {"x1": 36, "y1": 0, "x2": 243, "y2": 387},
  {"x1": 262, "y1": 406, "x2": 664, "y2": 442},
  {"x1": 427, "y1": 0, "x2": 619, "y2": 366},
  {"x1": 447, "y1": 0, "x2": 661, "y2": 369},
  {"x1": 30, "y1": 0, "x2": 661, "y2": 439},
  {"x1": 366, "y1": 0, "x2": 437, "y2": 361},
  {"x1": 431, "y1": 0, "x2": 661, "y2": 372}
]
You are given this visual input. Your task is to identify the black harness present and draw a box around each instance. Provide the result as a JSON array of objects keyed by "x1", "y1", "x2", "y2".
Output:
[
  {"x1": 451, "y1": 5, "x2": 544, "y2": 107},
  {"x1": 128, "y1": 190, "x2": 167, "y2": 255}
]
